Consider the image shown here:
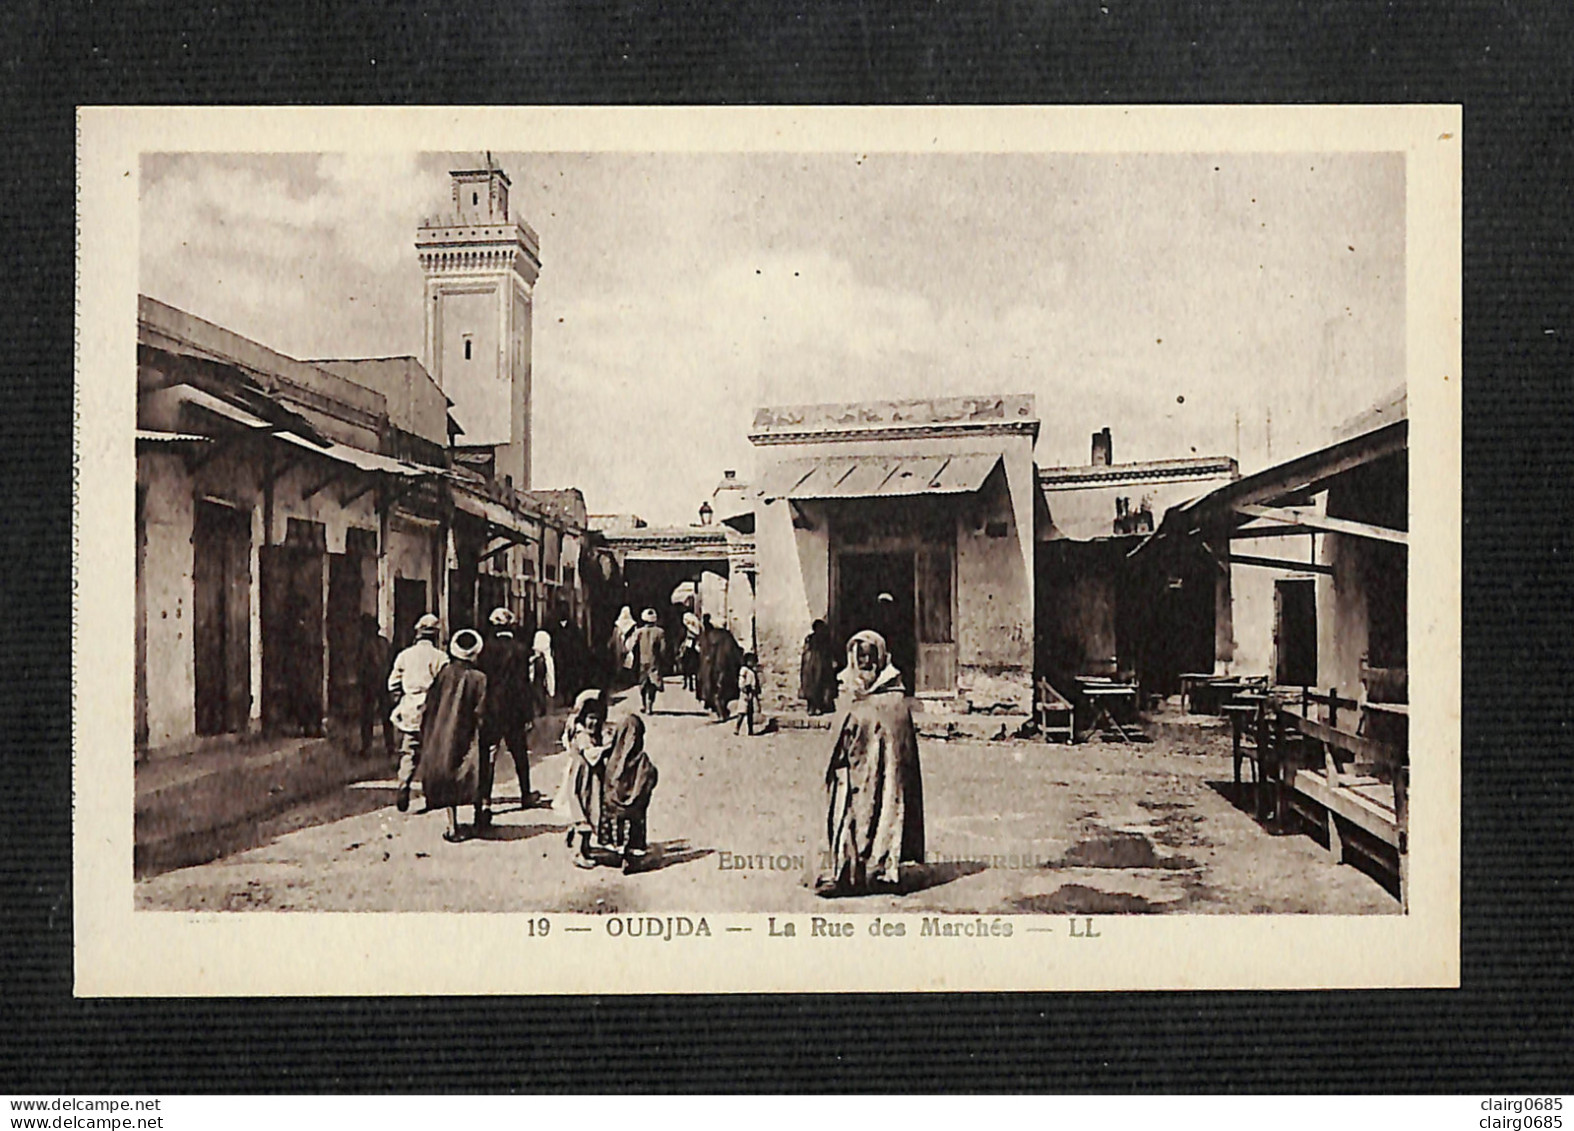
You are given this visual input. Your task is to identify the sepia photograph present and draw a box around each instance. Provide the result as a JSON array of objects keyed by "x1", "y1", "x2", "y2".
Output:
[{"x1": 75, "y1": 107, "x2": 1460, "y2": 993}]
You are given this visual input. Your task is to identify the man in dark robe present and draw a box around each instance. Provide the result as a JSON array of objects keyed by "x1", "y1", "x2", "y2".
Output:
[
  {"x1": 708, "y1": 623, "x2": 743, "y2": 721},
  {"x1": 695, "y1": 614, "x2": 719, "y2": 713},
  {"x1": 815, "y1": 630, "x2": 925, "y2": 896},
  {"x1": 799, "y1": 619, "x2": 840, "y2": 715},
  {"x1": 477, "y1": 608, "x2": 536, "y2": 827},
  {"x1": 419, "y1": 629, "x2": 487, "y2": 842}
]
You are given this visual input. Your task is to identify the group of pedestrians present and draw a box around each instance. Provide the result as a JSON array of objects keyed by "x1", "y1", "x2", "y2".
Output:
[
  {"x1": 384, "y1": 609, "x2": 554, "y2": 843},
  {"x1": 376, "y1": 599, "x2": 923, "y2": 893},
  {"x1": 606, "y1": 604, "x2": 759, "y2": 730}
]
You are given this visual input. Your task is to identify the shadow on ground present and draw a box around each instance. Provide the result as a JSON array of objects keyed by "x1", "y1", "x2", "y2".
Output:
[
  {"x1": 1053, "y1": 827, "x2": 1199, "y2": 871},
  {"x1": 470, "y1": 822, "x2": 561, "y2": 843},
  {"x1": 634, "y1": 839, "x2": 714, "y2": 872},
  {"x1": 1008, "y1": 884, "x2": 1181, "y2": 915},
  {"x1": 811, "y1": 859, "x2": 987, "y2": 899}
]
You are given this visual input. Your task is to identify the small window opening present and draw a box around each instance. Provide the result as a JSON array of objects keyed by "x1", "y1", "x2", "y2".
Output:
[
  {"x1": 472, "y1": 192, "x2": 479, "y2": 205},
  {"x1": 464, "y1": 339, "x2": 472, "y2": 360}
]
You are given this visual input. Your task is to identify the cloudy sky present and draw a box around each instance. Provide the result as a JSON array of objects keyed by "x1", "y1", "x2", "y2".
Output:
[{"x1": 141, "y1": 150, "x2": 1404, "y2": 525}]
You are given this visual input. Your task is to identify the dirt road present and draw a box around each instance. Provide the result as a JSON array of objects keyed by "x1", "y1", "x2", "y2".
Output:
[{"x1": 136, "y1": 686, "x2": 1398, "y2": 915}]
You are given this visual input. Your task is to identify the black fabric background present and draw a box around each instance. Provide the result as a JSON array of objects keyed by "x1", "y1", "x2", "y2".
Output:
[{"x1": 2, "y1": 0, "x2": 1570, "y2": 1093}]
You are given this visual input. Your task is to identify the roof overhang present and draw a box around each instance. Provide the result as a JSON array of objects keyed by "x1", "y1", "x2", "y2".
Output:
[
  {"x1": 1132, "y1": 420, "x2": 1408, "y2": 561},
  {"x1": 452, "y1": 488, "x2": 541, "y2": 543},
  {"x1": 274, "y1": 431, "x2": 436, "y2": 480}
]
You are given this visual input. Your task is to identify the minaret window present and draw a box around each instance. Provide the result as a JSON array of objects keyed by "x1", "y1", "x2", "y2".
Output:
[
  {"x1": 464, "y1": 338, "x2": 472, "y2": 360},
  {"x1": 473, "y1": 192, "x2": 479, "y2": 206}
]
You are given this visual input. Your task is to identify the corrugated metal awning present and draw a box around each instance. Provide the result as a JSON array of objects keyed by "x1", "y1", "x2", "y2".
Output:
[
  {"x1": 135, "y1": 429, "x2": 212, "y2": 444},
  {"x1": 759, "y1": 452, "x2": 1001, "y2": 501},
  {"x1": 274, "y1": 430, "x2": 434, "y2": 479}
]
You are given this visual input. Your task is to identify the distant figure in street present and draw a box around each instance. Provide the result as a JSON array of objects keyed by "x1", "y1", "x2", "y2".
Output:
[
  {"x1": 815, "y1": 630, "x2": 925, "y2": 897},
  {"x1": 870, "y1": 591, "x2": 912, "y2": 693},
  {"x1": 548, "y1": 606, "x2": 588, "y2": 707},
  {"x1": 530, "y1": 629, "x2": 557, "y2": 719},
  {"x1": 680, "y1": 610, "x2": 702, "y2": 695},
  {"x1": 701, "y1": 618, "x2": 743, "y2": 721},
  {"x1": 610, "y1": 606, "x2": 637, "y2": 686},
  {"x1": 631, "y1": 608, "x2": 667, "y2": 715},
  {"x1": 419, "y1": 628, "x2": 488, "y2": 842},
  {"x1": 388, "y1": 613, "x2": 446, "y2": 814},
  {"x1": 696, "y1": 614, "x2": 718, "y2": 712},
  {"x1": 799, "y1": 618, "x2": 840, "y2": 716},
  {"x1": 735, "y1": 652, "x2": 761, "y2": 736},
  {"x1": 476, "y1": 608, "x2": 537, "y2": 827},
  {"x1": 357, "y1": 613, "x2": 394, "y2": 760}
]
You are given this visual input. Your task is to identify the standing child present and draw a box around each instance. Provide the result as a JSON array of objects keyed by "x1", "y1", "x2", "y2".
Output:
[{"x1": 735, "y1": 652, "x2": 761, "y2": 736}]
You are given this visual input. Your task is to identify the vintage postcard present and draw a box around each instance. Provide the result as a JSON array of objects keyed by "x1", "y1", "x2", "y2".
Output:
[{"x1": 75, "y1": 105, "x2": 1460, "y2": 994}]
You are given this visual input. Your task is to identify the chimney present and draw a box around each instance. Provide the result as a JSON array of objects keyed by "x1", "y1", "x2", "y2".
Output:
[{"x1": 1091, "y1": 427, "x2": 1113, "y2": 467}]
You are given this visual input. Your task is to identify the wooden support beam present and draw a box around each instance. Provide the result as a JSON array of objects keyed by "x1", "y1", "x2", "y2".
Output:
[
  {"x1": 260, "y1": 455, "x2": 302, "y2": 492},
  {"x1": 478, "y1": 537, "x2": 515, "y2": 565},
  {"x1": 382, "y1": 478, "x2": 431, "y2": 514},
  {"x1": 1234, "y1": 503, "x2": 1407, "y2": 546},
  {"x1": 340, "y1": 478, "x2": 379, "y2": 507},
  {"x1": 301, "y1": 467, "x2": 347, "y2": 502},
  {"x1": 185, "y1": 426, "x2": 278, "y2": 474},
  {"x1": 1230, "y1": 522, "x2": 1318, "y2": 539},
  {"x1": 1229, "y1": 552, "x2": 1333, "y2": 576}
]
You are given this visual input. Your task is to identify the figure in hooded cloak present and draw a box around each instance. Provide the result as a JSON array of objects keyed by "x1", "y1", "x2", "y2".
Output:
[
  {"x1": 610, "y1": 606, "x2": 638, "y2": 680},
  {"x1": 799, "y1": 618, "x2": 840, "y2": 715},
  {"x1": 815, "y1": 630, "x2": 924, "y2": 895}
]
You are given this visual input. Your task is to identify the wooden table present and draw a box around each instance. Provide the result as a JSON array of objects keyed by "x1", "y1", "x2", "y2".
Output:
[
  {"x1": 1178, "y1": 673, "x2": 1214, "y2": 714},
  {"x1": 1081, "y1": 684, "x2": 1139, "y2": 743}
]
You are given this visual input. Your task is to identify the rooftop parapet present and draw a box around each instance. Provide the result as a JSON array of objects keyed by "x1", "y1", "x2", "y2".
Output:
[{"x1": 750, "y1": 393, "x2": 1038, "y2": 445}]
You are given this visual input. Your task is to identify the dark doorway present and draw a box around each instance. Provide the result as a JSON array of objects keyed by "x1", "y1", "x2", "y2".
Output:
[
  {"x1": 192, "y1": 500, "x2": 252, "y2": 735},
  {"x1": 1145, "y1": 559, "x2": 1216, "y2": 696},
  {"x1": 1364, "y1": 542, "x2": 1407, "y2": 668},
  {"x1": 261, "y1": 519, "x2": 325, "y2": 736},
  {"x1": 1274, "y1": 577, "x2": 1318, "y2": 687},
  {"x1": 836, "y1": 550, "x2": 916, "y2": 692},
  {"x1": 393, "y1": 577, "x2": 428, "y2": 652},
  {"x1": 326, "y1": 551, "x2": 365, "y2": 725}
]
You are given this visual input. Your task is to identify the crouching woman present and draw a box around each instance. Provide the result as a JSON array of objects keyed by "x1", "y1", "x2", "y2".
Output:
[{"x1": 556, "y1": 695, "x2": 659, "y2": 873}]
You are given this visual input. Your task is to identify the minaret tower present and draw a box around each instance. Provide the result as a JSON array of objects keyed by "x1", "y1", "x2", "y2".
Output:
[{"x1": 416, "y1": 154, "x2": 540, "y2": 489}]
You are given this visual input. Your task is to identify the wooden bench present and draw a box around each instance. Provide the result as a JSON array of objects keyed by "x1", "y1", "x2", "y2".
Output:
[
  {"x1": 1274, "y1": 684, "x2": 1409, "y2": 908},
  {"x1": 1034, "y1": 679, "x2": 1074, "y2": 744}
]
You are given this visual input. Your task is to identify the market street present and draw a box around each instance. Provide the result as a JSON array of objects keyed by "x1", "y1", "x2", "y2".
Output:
[{"x1": 136, "y1": 683, "x2": 1398, "y2": 916}]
